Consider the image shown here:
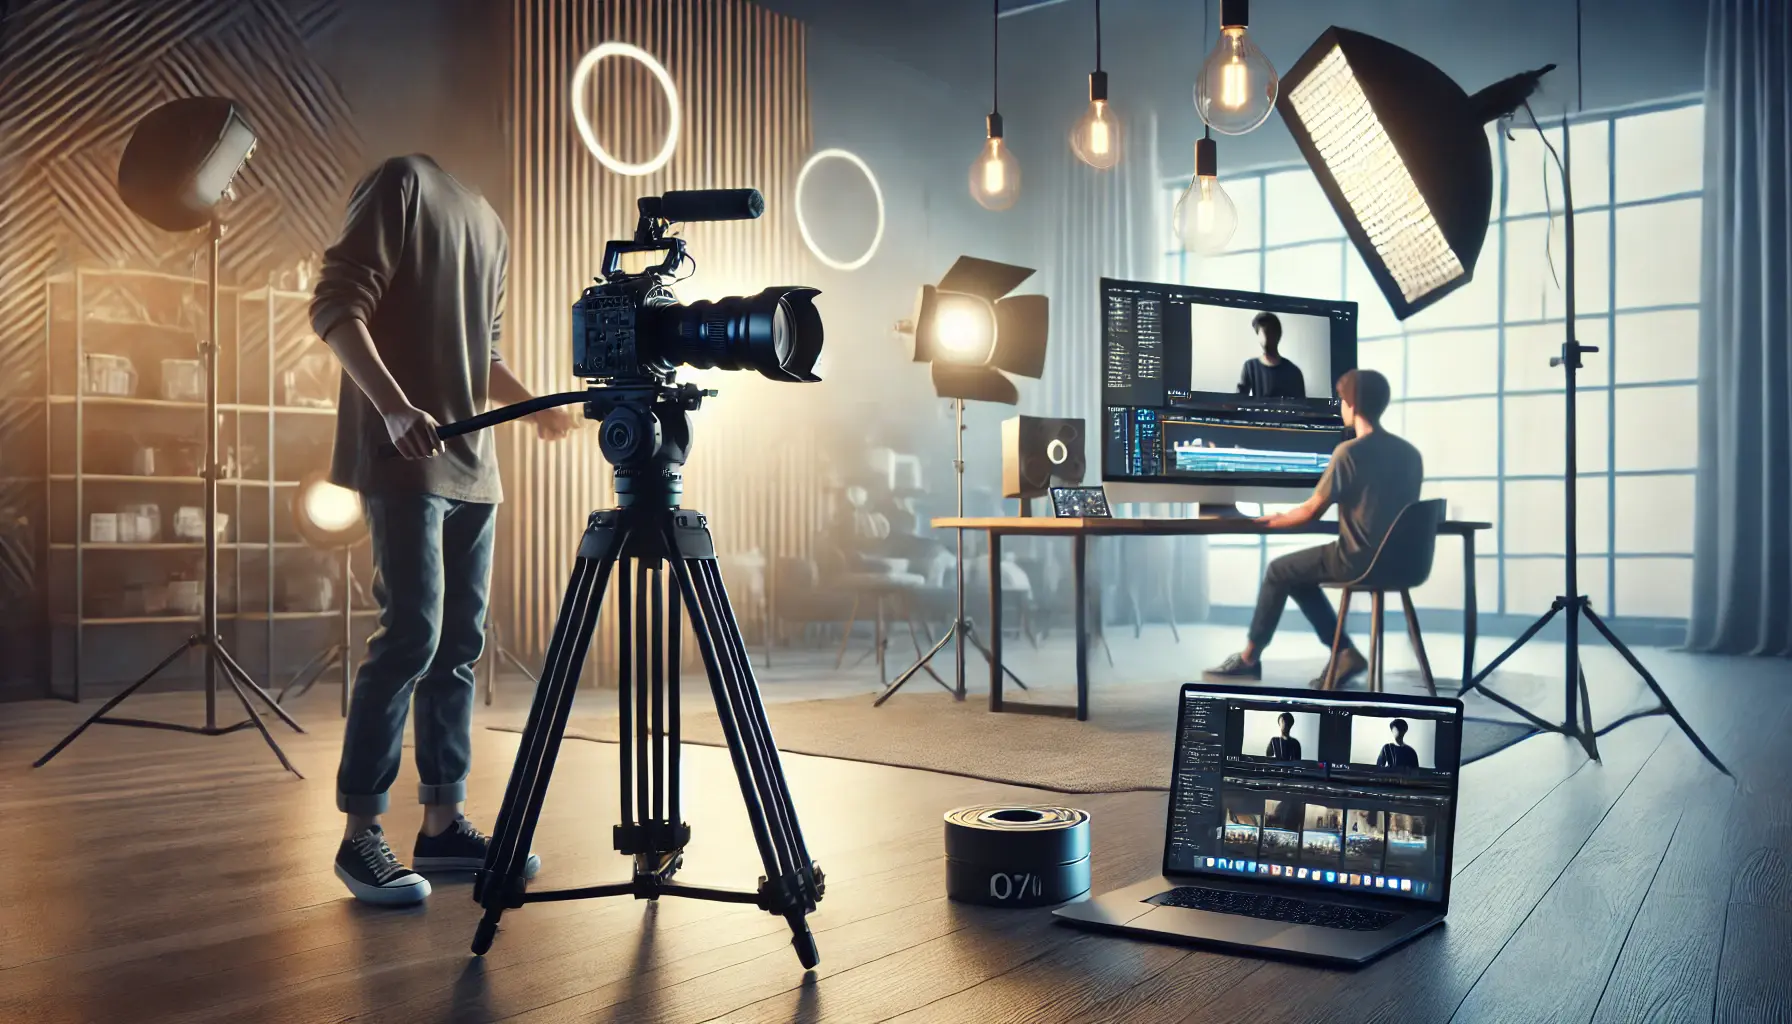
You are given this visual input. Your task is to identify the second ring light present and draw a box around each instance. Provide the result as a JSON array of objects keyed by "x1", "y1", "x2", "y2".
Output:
[{"x1": 794, "y1": 148, "x2": 884, "y2": 271}]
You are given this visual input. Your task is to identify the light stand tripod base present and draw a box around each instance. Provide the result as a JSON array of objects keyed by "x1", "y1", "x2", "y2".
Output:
[
  {"x1": 1461, "y1": 595, "x2": 1730, "y2": 776},
  {"x1": 35, "y1": 633, "x2": 305, "y2": 777},
  {"x1": 472, "y1": 505, "x2": 824, "y2": 969},
  {"x1": 876, "y1": 618, "x2": 1030, "y2": 706}
]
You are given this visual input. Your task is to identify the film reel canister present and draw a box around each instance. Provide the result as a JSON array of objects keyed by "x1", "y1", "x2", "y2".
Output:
[{"x1": 943, "y1": 805, "x2": 1091, "y2": 908}]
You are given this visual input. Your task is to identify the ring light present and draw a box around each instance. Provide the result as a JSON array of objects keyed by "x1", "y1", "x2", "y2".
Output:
[
  {"x1": 571, "y1": 42, "x2": 680, "y2": 176},
  {"x1": 795, "y1": 148, "x2": 885, "y2": 271}
]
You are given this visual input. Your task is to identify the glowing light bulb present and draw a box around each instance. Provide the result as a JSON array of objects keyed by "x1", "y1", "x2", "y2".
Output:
[
  {"x1": 1196, "y1": 9, "x2": 1278, "y2": 135},
  {"x1": 970, "y1": 115, "x2": 1020, "y2": 211},
  {"x1": 1174, "y1": 138, "x2": 1237, "y2": 254},
  {"x1": 1070, "y1": 72, "x2": 1123, "y2": 170}
]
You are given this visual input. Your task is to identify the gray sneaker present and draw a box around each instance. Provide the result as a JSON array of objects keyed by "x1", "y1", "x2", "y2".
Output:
[{"x1": 1203, "y1": 653, "x2": 1262, "y2": 681}]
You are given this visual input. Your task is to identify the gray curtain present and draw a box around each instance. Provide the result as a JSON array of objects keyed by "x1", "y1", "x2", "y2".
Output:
[
  {"x1": 1688, "y1": 0, "x2": 1792, "y2": 656},
  {"x1": 1017, "y1": 110, "x2": 1210, "y2": 624}
]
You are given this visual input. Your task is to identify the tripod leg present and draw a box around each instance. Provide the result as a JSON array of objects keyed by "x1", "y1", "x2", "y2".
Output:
[
  {"x1": 277, "y1": 645, "x2": 335, "y2": 704},
  {"x1": 1462, "y1": 602, "x2": 1562, "y2": 696},
  {"x1": 666, "y1": 517, "x2": 820, "y2": 968},
  {"x1": 1574, "y1": 657, "x2": 1600, "y2": 762},
  {"x1": 214, "y1": 647, "x2": 304, "y2": 778},
  {"x1": 964, "y1": 624, "x2": 1030, "y2": 690},
  {"x1": 875, "y1": 625, "x2": 953, "y2": 706},
  {"x1": 1581, "y1": 606, "x2": 1731, "y2": 776},
  {"x1": 214, "y1": 643, "x2": 305, "y2": 734},
  {"x1": 35, "y1": 636, "x2": 197, "y2": 768},
  {"x1": 474, "y1": 517, "x2": 622, "y2": 954}
]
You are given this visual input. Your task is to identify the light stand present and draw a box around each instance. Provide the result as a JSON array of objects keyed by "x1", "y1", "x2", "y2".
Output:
[
  {"x1": 277, "y1": 547, "x2": 370, "y2": 717},
  {"x1": 876, "y1": 397, "x2": 1028, "y2": 705},
  {"x1": 481, "y1": 618, "x2": 539, "y2": 706},
  {"x1": 38, "y1": 217, "x2": 305, "y2": 774},
  {"x1": 1460, "y1": 118, "x2": 1729, "y2": 776}
]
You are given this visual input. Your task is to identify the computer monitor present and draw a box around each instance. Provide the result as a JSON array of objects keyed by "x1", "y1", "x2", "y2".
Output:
[
  {"x1": 1167, "y1": 685, "x2": 1463, "y2": 905},
  {"x1": 1100, "y1": 278, "x2": 1357, "y2": 511}
]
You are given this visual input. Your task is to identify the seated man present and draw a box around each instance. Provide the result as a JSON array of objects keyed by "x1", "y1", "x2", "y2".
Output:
[{"x1": 1204, "y1": 369, "x2": 1422, "y2": 687}]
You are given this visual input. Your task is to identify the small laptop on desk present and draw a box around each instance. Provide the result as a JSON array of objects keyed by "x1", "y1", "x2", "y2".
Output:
[{"x1": 1055, "y1": 683, "x2": 1464, "y2": 966}]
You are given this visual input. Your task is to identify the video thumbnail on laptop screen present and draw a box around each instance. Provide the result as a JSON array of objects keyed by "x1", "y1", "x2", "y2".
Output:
[{"x1": 1166, "y1": 690, "x2": 1462, "y2": 903}]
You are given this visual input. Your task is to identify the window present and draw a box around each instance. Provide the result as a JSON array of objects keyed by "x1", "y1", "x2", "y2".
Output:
[{"x1": 1163, "y1": 101, "x2": 1703, "y2": 622}]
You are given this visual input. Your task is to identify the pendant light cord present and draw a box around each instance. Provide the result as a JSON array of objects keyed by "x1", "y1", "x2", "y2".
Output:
[
  {"x1": 992, "y1": 0, "x2": 1000, "y2": 114},
  {"x1": 1574, "y1": 0, "x2": 1583, "y2": 111},
  {"x1": 1095, "y1": 0, "x2": 1102, "y2": 71}
]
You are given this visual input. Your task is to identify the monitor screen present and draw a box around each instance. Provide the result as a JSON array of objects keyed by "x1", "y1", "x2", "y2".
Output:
[
  {"x1": 1164, "y1": 686, "x2": 1462, "y2": 904},
  {"x1": 1102, "y1": 279, "x2": 1357, "y2": 491}
]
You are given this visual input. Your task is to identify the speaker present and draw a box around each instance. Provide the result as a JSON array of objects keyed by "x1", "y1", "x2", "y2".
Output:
[{"x1": 1002, "y1": 416, "x2": 1085, "y2": 499}]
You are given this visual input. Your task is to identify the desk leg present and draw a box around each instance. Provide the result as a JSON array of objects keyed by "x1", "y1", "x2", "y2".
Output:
[
  {"x1": 988, "y1": 533, "x2": 1003, "y2": 712},
  {"x1": 1074, "y1": 533, "x2": 1088, "y2": 722},
  {"x1": 1461, "y1": 532, "x2": 1478, "y2": 688}
]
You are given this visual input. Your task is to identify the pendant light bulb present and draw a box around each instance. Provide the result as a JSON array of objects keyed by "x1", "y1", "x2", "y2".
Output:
[
  {"x1": 1195, "y1": 0, "x2": 1278, "y2": 135},
  {"x1": 971, "y1": 115, "x2": 1021, "y2": 210},
  {"x1": 1070, "y1": 2, "x2": 1123, "y2": 170},
  {"x1": 1174, "y1": 136, "x2": 1236, "y2": 254},
  {"x1": 1071, "y1": 73, "x2": 1124, "y2": 170},
  {"x1": 971, "y1": 0, "x2": 1020, "y2": 210}
]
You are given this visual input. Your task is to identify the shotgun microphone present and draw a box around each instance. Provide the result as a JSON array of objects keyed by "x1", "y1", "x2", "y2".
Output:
[{"x1": 646, "y1": 188, "x2": 765, "y2": 223}]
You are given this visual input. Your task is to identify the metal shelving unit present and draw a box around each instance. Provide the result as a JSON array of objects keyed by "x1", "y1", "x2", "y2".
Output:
[{"x1": 42, "y1": 268, "x2": 367, "y2": 700}]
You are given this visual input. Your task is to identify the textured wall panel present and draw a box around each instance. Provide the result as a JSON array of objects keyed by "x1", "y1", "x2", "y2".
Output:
[{"x1": 504, "y1": 0, "x2": 825, "y2": 676}]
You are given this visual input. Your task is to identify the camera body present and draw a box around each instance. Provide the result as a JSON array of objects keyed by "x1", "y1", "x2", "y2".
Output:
[{"x1": 569, "y1": 190, "x2": 823, "y2": 385}]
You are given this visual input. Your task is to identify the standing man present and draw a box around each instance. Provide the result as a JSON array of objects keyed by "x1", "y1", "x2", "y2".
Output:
[
  {"x1": 1236, "y1": 312, "x2": 1307, "y2": 399},
  {"x1": 1203, "y1": 369, "x2": 1421, "y2": 688},
  {"x1": 312, "y1": 154, "x2": 578, "y2": 905}
]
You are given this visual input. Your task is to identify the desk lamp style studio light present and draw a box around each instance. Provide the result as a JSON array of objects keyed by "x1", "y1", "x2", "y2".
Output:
[
  {"x1": 878, "y1": 257, "x2": 1049, "y2": 708},
  {"x1": 37, "y1": 97, "x2": 307, "y2": 776},
  {"x1": 1277, "y1": 28, "x2": 1727, "y2": 775}
]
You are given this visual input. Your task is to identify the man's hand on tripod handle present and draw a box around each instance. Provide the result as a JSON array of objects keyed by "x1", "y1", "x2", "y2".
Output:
[{"x1": 320, "y1": 317, "x2": 444, "y2": 460}]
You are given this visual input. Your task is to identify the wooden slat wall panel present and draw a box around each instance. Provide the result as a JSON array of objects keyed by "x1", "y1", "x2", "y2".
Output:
[{"x1": 503, "y1": 0, "x2": 823, "y2": 676}]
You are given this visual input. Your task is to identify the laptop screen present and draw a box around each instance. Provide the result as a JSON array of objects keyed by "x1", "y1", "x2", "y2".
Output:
[{"x1": 1164, "y1": 685, "x2": 1463, "y2": 904}]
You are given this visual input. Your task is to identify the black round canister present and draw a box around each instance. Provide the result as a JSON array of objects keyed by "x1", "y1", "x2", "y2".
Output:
[{"x1": 943, "y1": 805, "x2": 1092, "y2": 908}]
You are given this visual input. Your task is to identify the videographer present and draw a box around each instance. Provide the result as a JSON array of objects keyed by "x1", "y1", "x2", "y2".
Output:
[{"x1": 311, "y1": 154, "x2": 576, "y2": 906}]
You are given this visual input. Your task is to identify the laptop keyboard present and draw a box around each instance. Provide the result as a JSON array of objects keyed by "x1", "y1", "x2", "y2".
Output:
[{"x1": 1148, "y1": 886, "x2": 1401, "y2": 932}]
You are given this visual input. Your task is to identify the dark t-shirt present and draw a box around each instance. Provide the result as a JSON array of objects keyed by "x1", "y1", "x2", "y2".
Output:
[
  {"x1": 1377, "y1": 743, "x2": 1421, "y2": 769},
  {"x1": 1238, "y1": 357, "x2": 1307, "y2": 399},
  {"x1": 1266, "y1": 736, "x2": 1304, "y2": 761},
  {"x1": 311, "y1": 155, "x2": 507, "y2": 503},
  {"x1": 1315, "y1": 430, "x2": 1424, "y2": 573}
]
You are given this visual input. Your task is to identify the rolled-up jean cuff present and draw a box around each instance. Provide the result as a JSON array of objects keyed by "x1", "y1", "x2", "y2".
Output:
[
  {"x1": 338, "y1": 790, "x2": 390, "y2": 815},
  {"x1": 419, "y1": 780, "x2": 468, "y2": 805}
]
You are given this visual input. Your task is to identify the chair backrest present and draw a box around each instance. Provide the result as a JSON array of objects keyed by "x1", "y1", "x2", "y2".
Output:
[{"x1": 1350, "y1": 499, "x2": 1447, "y2": 590}]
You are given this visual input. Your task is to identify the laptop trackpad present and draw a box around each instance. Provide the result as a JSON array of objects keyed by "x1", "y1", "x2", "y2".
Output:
[{"x1": 1136, "y1": 904, "x2": 1298, "y2": 945}]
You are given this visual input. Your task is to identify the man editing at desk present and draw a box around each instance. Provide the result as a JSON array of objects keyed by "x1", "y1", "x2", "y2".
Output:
[{"x1": 1204, "y1": 369, "x2": 1422, "y2": 688}]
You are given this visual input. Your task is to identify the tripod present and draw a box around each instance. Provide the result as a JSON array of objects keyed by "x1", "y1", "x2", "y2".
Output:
[
  {"x1": 470, "y1": 382, "x2": 823, "y2": 968},
  {"x1": 1460, "y1": 115, "x2": 1728, "y2": 777},
  {"x1": 36, "y1": 219, "x2": 304, "y2": 775},
  {"x1": 481, "y1": 618, "x2": 540, "y2": 706},
  {"x1": 877, "y1": 397, "x2": 1028, "y2": 706}
]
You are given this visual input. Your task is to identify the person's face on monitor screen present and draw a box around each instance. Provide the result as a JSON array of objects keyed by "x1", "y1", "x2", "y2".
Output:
[
  {"x1": 1390, "y1": 721, "x2": 1407, "y2": 745},
  {"x1": 1278, "y1": 715, "x2": 1293, "y2": 737},
  {"x1": 1256, "y1": 325, "x2": 1280, "y2": 358}
]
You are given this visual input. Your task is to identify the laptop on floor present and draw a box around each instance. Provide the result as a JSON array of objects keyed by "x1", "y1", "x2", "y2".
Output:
[{"x1": 1055, "y1": 683, "x2": 1464, "y2": 966}]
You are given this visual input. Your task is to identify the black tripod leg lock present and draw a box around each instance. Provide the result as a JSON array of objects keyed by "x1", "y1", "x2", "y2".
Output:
[
  {"x1": 613, "y1": 821, "x2": 692, "y2": 855},
  {"x1": 757, "y1": 863, "x2": 826, "y2": 914},
  {"x1": 473, "y1": 868, "x2": 531, "y2": 909}
]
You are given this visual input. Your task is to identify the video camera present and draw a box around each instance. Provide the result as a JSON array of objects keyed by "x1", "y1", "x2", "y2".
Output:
[{"x1": 572, "y1": 188, "x2": 824, "y2": 384}]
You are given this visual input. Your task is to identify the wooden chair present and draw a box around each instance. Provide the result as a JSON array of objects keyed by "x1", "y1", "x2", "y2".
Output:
[{"x1": 1321, "y1": 499, "x2": 1446, "y2": 694}]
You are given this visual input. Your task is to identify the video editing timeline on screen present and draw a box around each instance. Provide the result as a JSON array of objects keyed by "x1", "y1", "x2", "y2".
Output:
[
  {"x1": 1166, "y1": 690, "x2": 1461, "y2": 901},
  {"x1": 1101, "y1": 278, "x2": 1357, "y2": 486}
]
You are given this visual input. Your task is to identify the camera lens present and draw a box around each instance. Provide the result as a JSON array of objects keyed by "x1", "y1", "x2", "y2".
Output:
[{"x1": 653, "y1": 286, "x2": 822, "y2": 383}]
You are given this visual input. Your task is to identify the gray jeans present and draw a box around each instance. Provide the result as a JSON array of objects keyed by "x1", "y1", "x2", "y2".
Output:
[{"x1": 336, "y1": 493, "x2": 496, "y2": 815}]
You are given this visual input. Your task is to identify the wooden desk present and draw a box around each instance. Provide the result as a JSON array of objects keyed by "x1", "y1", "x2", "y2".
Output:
[{"x1": 933, "y1": 516, "x2": 1493, "y2": 720}]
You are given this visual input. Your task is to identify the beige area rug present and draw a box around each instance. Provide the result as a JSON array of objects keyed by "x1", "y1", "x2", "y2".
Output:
[{"x1": 490, "y1": 669, "x2": 1546, "y2": 794}]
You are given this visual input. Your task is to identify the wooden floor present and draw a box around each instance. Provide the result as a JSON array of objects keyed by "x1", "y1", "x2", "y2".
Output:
[{"x1": 1, "y1": 633, "x2": 1788, "y2": 1024}]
